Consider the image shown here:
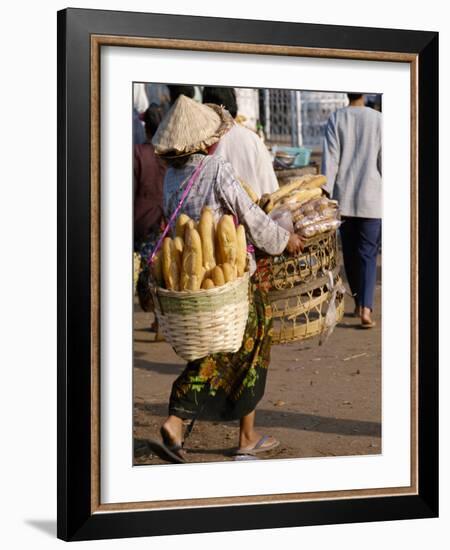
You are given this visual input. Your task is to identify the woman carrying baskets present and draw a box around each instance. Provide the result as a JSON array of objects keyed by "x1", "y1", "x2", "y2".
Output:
[{"x1": 150, "y1": 95, "x2": 304, "y2": 462}]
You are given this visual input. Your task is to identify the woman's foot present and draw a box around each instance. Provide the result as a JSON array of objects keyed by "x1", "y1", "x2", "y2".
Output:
[
  {"x1": 360, "y1": 306, "x2": 376, "y2": 328},
  {"x1": 160, "y1": 416, "x2": 185, "y2": 455},
  {"x1": 237, "y1": 431, "x2": 280, "y2": 455},
  {"x1": 237, "y1": 411, "x2": 280, "y2": 455},
  {"x1": 145, "y1": 416, "x2": 187, "y2": 464}
]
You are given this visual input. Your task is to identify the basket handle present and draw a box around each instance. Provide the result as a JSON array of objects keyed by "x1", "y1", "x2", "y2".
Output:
[{"x1": 148, "y1": 158, "x2": 205, "y2": 265}]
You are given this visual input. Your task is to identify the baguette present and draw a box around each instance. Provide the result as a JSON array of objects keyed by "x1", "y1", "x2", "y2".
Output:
[
  {"x1": 259, "y1": 193, "x2": 275, "y2": 213},
  {"x1": 201, "y1": 278, "x2": 215, "y2": 290},
  {"x1": 198, "y1": 206, "x2": 216, "y2": 273},
  {"x1": 150, "y1": 250, "x2": 163, "y2": 287},
  {"x1": 173, "y1": 236, "x2": 184, "y2": 271},
  {"x1": 180, "y1": 227, "x2": 204, "y2": 291},
  {"x1": 175, "y1": 214, "x2": 192, "y2": 239},
  {"x1": 235, "y1": 224, "x2": 247, "y2": 277},
  {"x1": 162, "y1": 238, "x2": 180, "y2": 290},
  {"x1": 174, "y1": 235, "x2": 184, "y2": 253},
  {"x1": 260, "y1": 175, "x2": 327, "y2": 213},
  {"x1": 211, "y1": 265, "x2": 225, "y2": 287},
  {"x1": 222, "y1": 262, "x2": 236, "y2": 283},
  {"x1": 269, "y1": 174, "x2": 316, "y2": 203},
  {"x1": 239, "y1": 179, "x2": 259, "y2": 202},
  {"x1": 276, "y1": 187, "x2": 322, "y2": 208},
  {"x1": 217, "y1": 215, "x2": 237, "y2": 265},
  {"x1": 185, "y1": 219, "x2": 195, "y2": 234},
  {"x1": 301, "y1": 175, "x2": 327, "y2": 190}
]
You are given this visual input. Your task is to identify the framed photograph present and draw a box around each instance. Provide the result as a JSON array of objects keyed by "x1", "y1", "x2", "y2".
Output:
[{"x1": 57, "y1": 8, "x2": 438, "y2": 541}]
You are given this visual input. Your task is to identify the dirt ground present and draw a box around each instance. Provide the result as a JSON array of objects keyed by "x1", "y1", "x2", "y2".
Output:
[{"x1": 133, "y1": 265, "x2": 381, "y2": 465}]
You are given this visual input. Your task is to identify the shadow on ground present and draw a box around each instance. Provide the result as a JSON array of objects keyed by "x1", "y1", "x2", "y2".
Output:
[
  {"x1": 134, "y1": 360, "x2": 183, "y2": 376},
  {"x1": 134, "y1": 401, "x2": 381, "y2": 438}
]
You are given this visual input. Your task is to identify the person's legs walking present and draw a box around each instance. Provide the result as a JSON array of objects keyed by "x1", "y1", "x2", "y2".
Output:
[
  {"x1": 340, "y1": 217, "x2": 361, "y2": 312},
  {"x1": 238, "y1": 410, "x2": 278, "y2": 453},
  {"x1": 357, "y1": 218, "x2": 381, "y2": 325},
  {"x1": 161, "y1": 415, "x2": 184, "y2": 446}
]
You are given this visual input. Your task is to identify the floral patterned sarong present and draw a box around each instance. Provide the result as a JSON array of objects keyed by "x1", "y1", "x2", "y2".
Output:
[{"x1": 168, "y1": 287, "x2": 273, "y2": 422}]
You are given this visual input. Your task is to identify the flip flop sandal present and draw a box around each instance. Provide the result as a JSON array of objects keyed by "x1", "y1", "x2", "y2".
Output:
[
  {"x1": 235, "y1": 435, "x2": 280, "y2": 456},
  {"x1": 233, "y1": 454, "x2": 260, "y2": 461},
  {"x1": 146, "y1": 438, "x2": 187, "y2": 464},
  {"x1": 160, "y1": 427, "x2": 188, "y2": 462},
  {"x1": 361, "y1": 320, "x2": 376, "y2": 329}
]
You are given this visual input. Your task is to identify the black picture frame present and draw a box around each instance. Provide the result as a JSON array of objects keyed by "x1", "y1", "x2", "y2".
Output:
[{"x1": 57, "y1": 7, "x2": 438, "y2": 542}]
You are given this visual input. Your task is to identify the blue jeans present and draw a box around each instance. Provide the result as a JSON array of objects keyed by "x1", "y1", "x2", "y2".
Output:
[{"x1": 340, "y1": 217, "x2": 381, "y2": 310}]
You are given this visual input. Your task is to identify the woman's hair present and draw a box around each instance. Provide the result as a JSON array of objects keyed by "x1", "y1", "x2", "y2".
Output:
[
  {"x1": 347, "y1": 93, "x2": 364, "y2": 102},
  {"x1": 168, "y1": 85, "x2": 195, "y2": 105},
  {"x1": 202, "y1": 86, "x2": 238, "y2": 118},
  {"x1": 143, "y1": 103, "x2": 165, "y2": 138}
]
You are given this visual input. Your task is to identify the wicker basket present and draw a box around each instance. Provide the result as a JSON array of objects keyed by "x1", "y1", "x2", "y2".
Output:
[
  {"x1": 253, "y1": 231, "x2": 339, "y2": 292},
  {"x1": 253, "y1": 230, "x2": 344, "y2": 344},
  {"x1": 268, "y1": 269, "x2": 345, "y2": 344},
  {"x1": 151, "y1": 272, "x2": 250, "y2": 361}
]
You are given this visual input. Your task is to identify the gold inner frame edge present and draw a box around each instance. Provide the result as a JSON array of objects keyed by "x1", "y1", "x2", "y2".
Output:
[{"x1": 89, "y1": 34, "x2": 419, "y2": 514}]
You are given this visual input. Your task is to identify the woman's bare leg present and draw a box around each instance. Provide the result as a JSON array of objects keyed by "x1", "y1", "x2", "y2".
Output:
[
  {"x1": 238, "y1": 410, "x2": 277, "y2": 450},
  {"x1": 161, "y1": 415, "x2": 184, "y2": 446}
]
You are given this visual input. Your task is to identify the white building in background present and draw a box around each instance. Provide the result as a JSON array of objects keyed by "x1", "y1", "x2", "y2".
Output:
[
  {"x1": 261, "y1": 89, "x2": 348, "y2": 148},
  {"x1": 140, "y1": 83, "x2": 350, "y2": 150},
  {"x1": 235, "y1": 88, "x2": 260, "y2": 131}
]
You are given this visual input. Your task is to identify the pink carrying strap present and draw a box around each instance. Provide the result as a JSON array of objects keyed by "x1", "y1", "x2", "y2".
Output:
[{"x1": 148, "y1": 158, "x2": 205, "y2": 265}]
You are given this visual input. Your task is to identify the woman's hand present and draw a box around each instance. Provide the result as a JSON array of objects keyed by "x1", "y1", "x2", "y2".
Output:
[{"x1": 285, "y1": 233, "x2": 305, "y2": 255}]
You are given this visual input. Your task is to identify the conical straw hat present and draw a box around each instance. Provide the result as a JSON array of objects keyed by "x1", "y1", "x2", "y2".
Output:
[{"x1": 152, "y1": 94, "x2": 233, "y2": 157}]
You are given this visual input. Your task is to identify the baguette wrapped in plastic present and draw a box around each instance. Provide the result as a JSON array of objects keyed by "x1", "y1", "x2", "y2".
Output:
[
  {"x1": 298, "y1": 219, "x2": 341, "y2": 238},
  {"x1": 162, "y1": 237, "x2": 180, "y2": 290},
  {"x1": 235, "y1": 224, "x2": 247, "y2": 277},
  {"x1": 268, "y1": 207, "x2": 294, "y2": 232},
  {"x1": 180, "y1": 227, "x2": 204, "y2": 291},
  {"x1": 198, "y1": 206, "x2": 216, "y2": 273},
  {"x1": 217, "y1": 215, "x2": 237, "y2": 265},
  {"x1": 292, "y1": 197, "x2": 338, "y2": 221}
]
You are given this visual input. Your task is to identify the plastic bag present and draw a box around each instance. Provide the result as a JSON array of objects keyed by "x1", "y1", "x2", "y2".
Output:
[
  {"x1": 269, "y1": 206, "x2": 294, "y2": 233},
  {"x1": 293, "y1": 197, "x2": 338, "y2": 219},
  {"x1": 296, "y1": 218, "x2": 341, "y2": 238},
  {"x1": 319, "y1": 270, "x2": 347, "y2": 345}
]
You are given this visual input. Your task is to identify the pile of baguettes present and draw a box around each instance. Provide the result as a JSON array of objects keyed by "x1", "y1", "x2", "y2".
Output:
[
  {"x1": 257, "y1": 174, "x2": 341, "y2": 239},
  {"x1": 258, "y1": 174, "x2": 328, "y2": 213},
  {"x1": 151, "y1": 206, "x2": 248, "y2": 291}
]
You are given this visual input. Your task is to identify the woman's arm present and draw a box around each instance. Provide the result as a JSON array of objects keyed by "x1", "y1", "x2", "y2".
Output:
[{"x1": 321, "y1": 115, "x2": 340, "y2": 198}]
